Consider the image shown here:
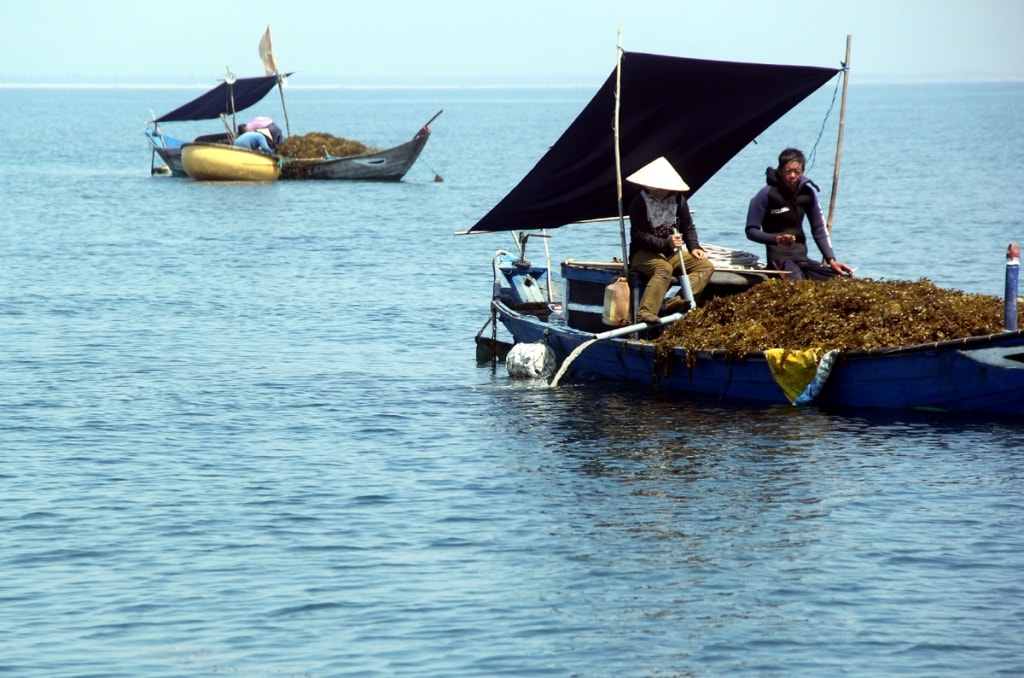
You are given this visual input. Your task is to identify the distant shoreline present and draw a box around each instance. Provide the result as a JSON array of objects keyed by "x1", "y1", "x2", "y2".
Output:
[
  {"x1": 1, "y1": 77, "x2": 1022, "y2": 90},
  {"x1": 0, "y1": 82, "x2": 602, "y2": 90}
]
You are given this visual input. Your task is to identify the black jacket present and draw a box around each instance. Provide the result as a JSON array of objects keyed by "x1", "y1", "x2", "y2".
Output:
[{"x1": 628, "y1": 191, "x2": 702, "y2": 262}]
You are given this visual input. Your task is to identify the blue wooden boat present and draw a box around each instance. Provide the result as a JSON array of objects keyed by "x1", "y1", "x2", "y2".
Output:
[
  {"x1": 466, "y1": 49, "x2": 1024, "y2": 417},
  {"x1": 492, "y1": 272, "x2": 1024, "y2": 416}
]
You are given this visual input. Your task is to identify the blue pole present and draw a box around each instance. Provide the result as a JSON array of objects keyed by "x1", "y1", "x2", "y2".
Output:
[{"x1": 1006, "y1": 242, "x2": 1019, "y2": 331}]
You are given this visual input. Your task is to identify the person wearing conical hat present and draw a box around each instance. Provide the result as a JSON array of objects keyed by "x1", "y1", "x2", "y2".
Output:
[{"x1": 627, "y1": 156, "x2": 714, "y2": 324}]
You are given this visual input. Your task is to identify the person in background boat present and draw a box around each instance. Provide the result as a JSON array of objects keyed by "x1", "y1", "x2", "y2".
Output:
[
  {"x1": 233, "y1": 128, "x2": 276, "y2": 154},
  {"x1": 745, "y1": 147, "x2": 854, "y2": 280},
  {"x1": 627, "y1": 156, "x2": 715, "y2": 324},
  {"x1": 261, "y1": 121, "x2": 283, "y2": 146},
  {"x1": 244, "y1": 117, "x2": 284, "y2": 145}
]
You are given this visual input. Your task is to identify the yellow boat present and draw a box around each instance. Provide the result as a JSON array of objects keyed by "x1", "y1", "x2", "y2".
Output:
[{"x1": 181, "y1": 142, "x2": 281, "y2": 182}]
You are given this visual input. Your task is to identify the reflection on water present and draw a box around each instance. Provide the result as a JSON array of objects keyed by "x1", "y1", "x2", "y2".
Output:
[
  {"x1": 471, "y1": 370, "x2": 1024, "y2": 675},
  {"x1": 480, "y1": 368, "x2": 1024, "y2": 553},
  {"x1": 4, "y1": 83, "x2": 1024, "y2": 677}
]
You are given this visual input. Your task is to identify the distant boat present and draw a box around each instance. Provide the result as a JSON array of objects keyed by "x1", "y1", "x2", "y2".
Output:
[
  {"x1": 146, "y1": 77, "x2": 436, "y2": 182},
  {"x1": 146, "y1": 26, "x2": 438, "y2": 182},
  {"x1": 145, "y1": 72, "x2": 285, "y2": 177},
  {"x1": 467, "y1": 42, "x2": 1024, "y2": 417}
]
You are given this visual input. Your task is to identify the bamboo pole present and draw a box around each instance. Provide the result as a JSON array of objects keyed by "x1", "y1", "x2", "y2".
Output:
[
  {"x1": 276, "y1": 74, "x2": 292, "y2": 137},
  {"x1": 826, "y1": 34, "x2": 852, "y2": 235},
  {"x1": 614, "y1": 27, "x2": 628, "y2": 277}
]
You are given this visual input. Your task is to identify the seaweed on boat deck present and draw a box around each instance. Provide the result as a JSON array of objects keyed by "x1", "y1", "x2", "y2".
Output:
[
  {"x1": 655, "y1": 277, "x2": 1020, "y2": 365},
  {"x1": 277, "y1": 132, "x2": 374, "y2": 179},
  {"x1": 278, "y1": 132, "x2": 369, "y2": 159}
]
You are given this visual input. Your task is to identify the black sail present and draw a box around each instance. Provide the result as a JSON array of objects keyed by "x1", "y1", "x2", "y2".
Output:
[
  {"x1": 468, "y1": 53, "x2": 839, "y2": 233},
  {"x1": 154, "y1": 74, "x2": 290, "y2": 123}
]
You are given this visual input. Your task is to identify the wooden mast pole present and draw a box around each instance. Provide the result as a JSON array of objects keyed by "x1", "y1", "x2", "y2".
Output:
[
  {"x1": 276, "y1": 76, "x2": 292, "y2": 137},
  {"x1": 614, "y1": 27, "x2": 628, "y2": 277},
  {"x1": 826, "y1": 34, "x2": 852, "y2": 235}
]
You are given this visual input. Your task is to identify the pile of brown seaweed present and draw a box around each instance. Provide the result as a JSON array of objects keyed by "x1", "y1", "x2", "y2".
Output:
[
  {"x1": 656, "y1": 277, "x2": 1019, "y2": 358},
  {"x1": 277, "y1": 132, "x2": 372, "y2": 179},
  {"x1": 278, "y1": 132, "x2": 369, "y2": 159}
]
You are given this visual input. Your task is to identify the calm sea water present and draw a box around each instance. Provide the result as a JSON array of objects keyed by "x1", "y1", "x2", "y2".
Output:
[{"x1": 2, "y1": 80, "x2": 1023, "y2": 677}]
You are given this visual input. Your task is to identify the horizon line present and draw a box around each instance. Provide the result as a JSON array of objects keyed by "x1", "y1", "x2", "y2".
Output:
[{"x1": 1, "y1": 75, "x2": 1022, "y2": 90}]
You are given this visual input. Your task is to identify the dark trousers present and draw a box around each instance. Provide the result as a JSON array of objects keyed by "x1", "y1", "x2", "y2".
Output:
[
  {"x1": 773, "y1": 258, "x2": 838, "y2": 281},
  {"x1": 630, "y1": 249, "x2": 715, "y2": 317}
]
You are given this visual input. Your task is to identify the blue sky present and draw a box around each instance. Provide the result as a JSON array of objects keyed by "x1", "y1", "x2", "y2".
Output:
[{"x1": 3, "y1": 0, "x2": 1022, "y2": 85}]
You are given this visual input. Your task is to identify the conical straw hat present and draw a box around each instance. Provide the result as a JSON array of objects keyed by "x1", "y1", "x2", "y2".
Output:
[{"x1": 625, "y1": 156, "x2": 689, "y2": 191}]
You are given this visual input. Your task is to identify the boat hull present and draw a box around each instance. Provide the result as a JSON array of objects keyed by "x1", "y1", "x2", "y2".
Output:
[
  {"x1": 145, "y1": 129, "x2": 186, "y2": 176},
  {"x1": 495, "y1": 301, "x2": 1024, "y2": 416},
  {"x1": 148, "y1": 130, "x2": 234, "y2": 177},
  {"x1": 282, "y1": 133, "x2": 429, "y2": 181},
  {"x1": 181, "y1": 142, "x2": 281, "y2": 181},
  {"x1": 156, "y1": 148, "x2": 186, "y2": 176}
]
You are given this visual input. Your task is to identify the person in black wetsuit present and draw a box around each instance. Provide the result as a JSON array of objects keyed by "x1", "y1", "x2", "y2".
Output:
[{"x1": 745, "y1": 148, "x2": 854, "y2": 280}]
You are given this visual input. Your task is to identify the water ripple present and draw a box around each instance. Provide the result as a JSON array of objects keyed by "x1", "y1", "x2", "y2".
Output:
[{"x1": 2, "y1": 84, "x2": 1023, "y2": 677}]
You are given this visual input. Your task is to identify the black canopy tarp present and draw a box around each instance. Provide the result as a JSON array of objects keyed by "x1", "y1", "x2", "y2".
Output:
[
  {"x1": 467, "y1": 52, "x2": 839, "y2": 233},
  {"x1": 154, "y1": 74, "x2": 291, "y2": 123}
]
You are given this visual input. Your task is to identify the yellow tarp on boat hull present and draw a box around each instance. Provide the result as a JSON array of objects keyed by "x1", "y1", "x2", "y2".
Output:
[{"x1": 765, "y1": 348, "x2": 839, "y2": 406}]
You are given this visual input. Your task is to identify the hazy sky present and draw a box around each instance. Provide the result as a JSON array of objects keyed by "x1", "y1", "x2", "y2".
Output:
[{"x1": 3, "y1": 0, "x2": 1023, "y2": 85}]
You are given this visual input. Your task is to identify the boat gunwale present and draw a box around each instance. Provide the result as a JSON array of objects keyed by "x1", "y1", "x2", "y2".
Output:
[
  {"x1": 493, "y1": 298, "x2": 1024, "y2": 361},
  {"x1": 281, "y1": 132, "x2": 428, "y2": 165}
]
